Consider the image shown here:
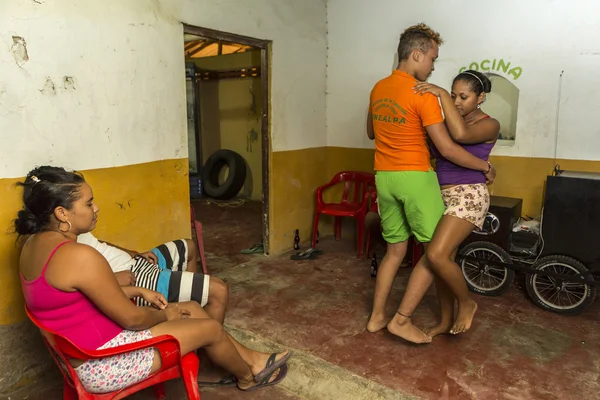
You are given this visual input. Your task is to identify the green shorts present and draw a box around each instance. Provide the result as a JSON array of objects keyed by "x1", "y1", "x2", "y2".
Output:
[{"x1": 375, "y1": 170, "x2": 445, "y2": 244}]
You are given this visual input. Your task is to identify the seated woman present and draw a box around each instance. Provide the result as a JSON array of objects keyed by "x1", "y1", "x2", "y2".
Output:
[{"x1": 17, "y1": 166, "x2": 291, "y2": 394}]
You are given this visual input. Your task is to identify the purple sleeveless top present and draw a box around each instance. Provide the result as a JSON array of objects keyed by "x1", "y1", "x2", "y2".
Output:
[{"x1": 431, "y1": 117, "x2": 495, "y2": 186}]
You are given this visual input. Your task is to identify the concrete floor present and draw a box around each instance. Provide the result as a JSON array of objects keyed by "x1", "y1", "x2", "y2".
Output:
[
  {"x1": 11, "y1": 199, "x2": 600, "y2": 399},
  {"x1": 197, "y1": 200, "x2": 600, "y2": 400}
]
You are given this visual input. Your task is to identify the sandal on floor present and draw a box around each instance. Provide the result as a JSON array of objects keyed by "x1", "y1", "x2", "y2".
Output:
[
  {"x1": 253, "y1": 351, "x2": 293, "y2": 383},
  {"x1": 198, "y1": 374, "x2": 238, "y2": 387},
  {"x1": 242, "y1": 364, "x2": 288, "y2": 391},
  {"x1": 290, "y1": 248, "x2": 322, "y2": 260},
  {"x1": 241, "y1": 243, "x2": 264, "y2": 254}
]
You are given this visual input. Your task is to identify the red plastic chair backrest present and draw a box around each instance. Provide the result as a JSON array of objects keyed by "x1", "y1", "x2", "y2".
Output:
[
  {"x1": 332, "y1": 171, "x2": 375, "y2": 205},
  {"x1": 26, "y1": 307, "x2": 80, "y2": 386}
]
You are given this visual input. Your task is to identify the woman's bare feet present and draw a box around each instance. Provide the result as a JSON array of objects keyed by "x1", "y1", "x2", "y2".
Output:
[
  {"x1": 450, "y1": 300, "x2": 478, "y2": 334},
  {"x1": 387, "y1": 315, "x2": 431, "y2": 344},
  {"x1": 366, "y1": 313, "x2": 390, "y2": 333},
  {"x1": 423, "y1": 322, "x2": 453, "y2": 338}
]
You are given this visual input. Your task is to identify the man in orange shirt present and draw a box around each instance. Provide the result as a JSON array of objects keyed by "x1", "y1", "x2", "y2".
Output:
[{"x1": 366, "y1": 23, "x2": 495, "y2": 343}]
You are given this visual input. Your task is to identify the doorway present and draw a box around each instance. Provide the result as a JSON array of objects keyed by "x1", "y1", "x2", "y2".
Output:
[{"x1": 183, "y1": 25, "x2": 271, "y2": 255}]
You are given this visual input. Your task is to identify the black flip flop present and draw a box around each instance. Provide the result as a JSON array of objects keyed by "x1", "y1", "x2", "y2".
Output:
[
  {"x1": 253, "y1": 351, "x2": 293, "y2": 383},
  {"x1": 243, "y1": 364, "x2": 288, "y2": 391},
  {"x1": 290, "y1": 248, "x2": 322, "y2": 260},
  {"x1": 197, "y1": 374, "x2": 238, "y2": 387}
]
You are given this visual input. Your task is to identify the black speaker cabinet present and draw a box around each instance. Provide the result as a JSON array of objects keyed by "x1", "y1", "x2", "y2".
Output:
[
  {"x1": 461, "y1": 195, "x2": 522, "y2": 250},
  {"x1": 541, "y1": 171, "x2": 600, "y2": 271}
]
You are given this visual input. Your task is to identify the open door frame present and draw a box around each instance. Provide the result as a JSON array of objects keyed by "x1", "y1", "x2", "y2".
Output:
[{"x1": 183, "y1": 24, "x2": 272, "y2": 255}]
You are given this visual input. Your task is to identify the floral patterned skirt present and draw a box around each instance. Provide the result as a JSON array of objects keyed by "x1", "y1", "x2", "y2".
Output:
[
  {"x1": 441, "y1": 183, "x2": 490, "y2": 229},
  {"x1": 74, "y1": 329, "x2": 155, "y2": 393}
]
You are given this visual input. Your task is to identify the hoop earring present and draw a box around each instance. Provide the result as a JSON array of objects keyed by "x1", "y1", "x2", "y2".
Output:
[{"x1": 59, "y1": 221, "x2": 72, "y2": 233}]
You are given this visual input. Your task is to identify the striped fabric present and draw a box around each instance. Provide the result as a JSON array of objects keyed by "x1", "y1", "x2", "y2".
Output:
[
  {"x1": 167, "y1": 271, "x2": 210, "y2": 306},
  {"x1": 131, "y1": 257, "x2": 161, "y2": 307},
  {"x1": 132, "y1": 239, "x2": 209, "y2": 307},
  {"x1": 151, "y1": 240, "x2": 188, "y2": 272}
]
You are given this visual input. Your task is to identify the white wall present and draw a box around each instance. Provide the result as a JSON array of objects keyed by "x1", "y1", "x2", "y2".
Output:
[
  {"x1": 0, "y1": 0, "x2": 187, "y2": 178},
  {"x1": 0, "y1": 0, "x2": 327, "y2": 179},
  {"x1": 326, "y1": 0, "x2": 600, "y2": 161}
]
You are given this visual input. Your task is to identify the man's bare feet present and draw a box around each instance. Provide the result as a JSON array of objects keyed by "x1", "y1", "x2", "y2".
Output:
[
  {"x1": 366, "y1": 314, "x2": 390, "y2": 333},
  {"x1": 450, "y1": 300, "x2": 478, "y2": 334},
  {"x1": 387, "y1": 315, "x2": 432, "y2": 344},
  {"x1": 424, "y1": 322, "x2": 453, "y2": 338}
]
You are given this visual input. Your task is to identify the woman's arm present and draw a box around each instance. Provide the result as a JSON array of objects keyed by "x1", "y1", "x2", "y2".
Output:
[
  {"x1": 49, "y1": 243, "x2": 170, "y2": 330},
  {"x1": 120, "y1": 285, "x2": 142, "y2": 299},
  {"x1": 414, "y1": 83, "x2": 500, "y2": 144}
]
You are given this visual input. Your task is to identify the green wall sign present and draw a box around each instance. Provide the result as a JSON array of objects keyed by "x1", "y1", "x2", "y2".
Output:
[{"x1": 459, "y1": 59, "x2": 522, "y2": 80}]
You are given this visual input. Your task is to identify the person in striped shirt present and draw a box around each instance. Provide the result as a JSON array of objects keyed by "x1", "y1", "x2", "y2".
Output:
[{"x1": 77, "y1": 232, "x2": 228, "y2": 325}]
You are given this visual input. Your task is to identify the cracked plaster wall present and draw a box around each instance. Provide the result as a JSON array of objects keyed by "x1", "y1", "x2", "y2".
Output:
[
  {"x1": 0, "y1": 0, "x2": 189, "y2": 178},
  {"x1": 0, "y1": 0, "x2": 327, "y2": 180}
]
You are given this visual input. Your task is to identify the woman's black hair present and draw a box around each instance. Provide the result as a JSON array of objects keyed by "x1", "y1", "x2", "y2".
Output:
[
  {"x1": 14, "y1": 166, "x2": 85, "y2": 236},
  {"x1": 453, "y1": 70, "x2": 492, "y2": 95}
]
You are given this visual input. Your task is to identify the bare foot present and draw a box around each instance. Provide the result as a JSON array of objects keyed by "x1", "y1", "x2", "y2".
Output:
[
  {"x1": 366, "y1": 314, "x2": 390, "y2": 333},
  {"x1": 450, "y1": 300, "x2": 478, "y2": 334},
  {"x1": 423, "y1": 322, "x2": 453, "y2": 338},
  {"x1": 250, "y1": 351, "x2": 289, "y2": 376},
  {"x1": 387, "y1": 316, "x2": 432, "y2": 344}
]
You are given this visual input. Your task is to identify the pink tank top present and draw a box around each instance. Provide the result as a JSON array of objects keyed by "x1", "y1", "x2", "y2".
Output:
[{"x1": 21, "y1": 241, "x2": 123, "y2": 350}]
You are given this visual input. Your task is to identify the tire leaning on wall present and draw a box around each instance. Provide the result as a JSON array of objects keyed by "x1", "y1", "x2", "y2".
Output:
[{"x1": 201, "y1": 149, "x2": 247, "y2": 200}]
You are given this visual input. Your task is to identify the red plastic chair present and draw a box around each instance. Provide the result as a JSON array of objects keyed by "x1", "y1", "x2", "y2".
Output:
[
  {"x1": 365, "y1": 192, "x2": 423, "y2": 268},
  {"x1": 364, "y1": 190, "x2": 380, "y2": 260},
  {"x1": 25, "y1": 307, "x2": 201, "y2": 400},
  {"x1": 190, "y1": 205, "x2": 208, "y2": 274},
  {"x1": 312, "y1": 171, "x2": 376, "y2": 259}
]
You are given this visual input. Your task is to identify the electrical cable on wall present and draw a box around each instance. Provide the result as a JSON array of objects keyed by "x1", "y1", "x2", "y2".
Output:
[
  {"x1": 537, "y1": 70, "x2": 564, "y2": 261},
  {"x1": 552, "y1": 70, "x2": 564, "y2": 173}
]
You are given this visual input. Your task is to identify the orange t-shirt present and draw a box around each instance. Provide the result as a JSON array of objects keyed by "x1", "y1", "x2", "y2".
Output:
[{"x1": 370, "y1": 70, "x2": 444, "y2": 171}]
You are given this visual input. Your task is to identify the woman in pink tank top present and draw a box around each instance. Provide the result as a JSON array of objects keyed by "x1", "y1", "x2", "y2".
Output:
[
  {"x1": 17, "y1": 166, "x2": 290, "y2": 394},
  {"x1": 411, "y1": 71, "x2": 500, "y2": 338}
]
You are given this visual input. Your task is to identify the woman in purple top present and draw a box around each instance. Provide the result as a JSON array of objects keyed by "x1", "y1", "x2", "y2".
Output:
[{"x1": 413, "y1": 70, "x2": 500, "y2": 337}]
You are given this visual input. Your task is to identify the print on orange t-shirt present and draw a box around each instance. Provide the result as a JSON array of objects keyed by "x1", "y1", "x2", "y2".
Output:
[{"x1": 370, "y1": 70, "x2": 444, "y2": 172}]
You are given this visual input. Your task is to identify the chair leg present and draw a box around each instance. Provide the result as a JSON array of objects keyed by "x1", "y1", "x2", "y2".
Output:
[
  {"x1": 195, "y1": 220, "x2": 208, "y2": 274},
  {"x1": 365, "y1": 230, "x2": 372, "y2": 260},
  {"x1": 62, "y1": 381, "x2": 77, "y2": 400},
  {"x1": 411, "y1": 238, "x2": 423, "y2": 267},
  {"x1": 181, "y1": 355, "x2": 201, "y2": 400},
  {"x1": 356, "y1": 218, "x2": 365, "y2": 259},
  {"x1": 152, "y1": 383, "x2": 166, "y2": 400},
  {"x1": 334, "y1": 217, "x2": 342, "y2": 240},
  {"x1": 312, "y1": 213, "x2": 320, "y2": 248}
]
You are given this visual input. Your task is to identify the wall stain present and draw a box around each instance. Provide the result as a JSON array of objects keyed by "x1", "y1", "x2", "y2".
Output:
[
  {"x1": 39, "y1": 78, "x2": 56, "y2": 96},
  {"x1": 116, "y1": 201, "x2": 133, "y2": 210},
  {"x1": 10, "y1": 36, "x2": 29, "y2": 67},
  {"x1": 63, "y1": 76, "x2": 76, "y2": 91}
]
